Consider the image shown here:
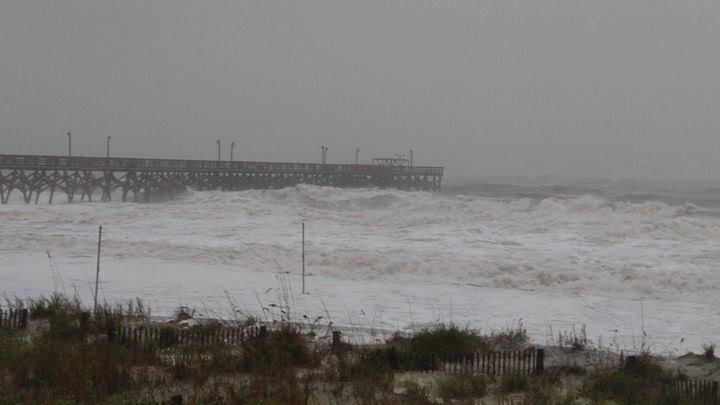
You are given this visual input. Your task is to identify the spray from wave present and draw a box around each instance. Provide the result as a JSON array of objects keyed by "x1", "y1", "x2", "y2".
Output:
[{"x1": 1, "y1": 184, "x2": 719, "y2": 303}]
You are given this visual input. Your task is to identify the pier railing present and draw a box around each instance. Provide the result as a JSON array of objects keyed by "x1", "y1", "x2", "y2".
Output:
[{"x1": 0, "y1": 154, "x2": 443, "y2": 176}]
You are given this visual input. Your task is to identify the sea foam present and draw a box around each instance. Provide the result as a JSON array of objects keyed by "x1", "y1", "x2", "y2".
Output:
[{"x1": 1, "y1": 184, "x2": 719, "y2": 303}]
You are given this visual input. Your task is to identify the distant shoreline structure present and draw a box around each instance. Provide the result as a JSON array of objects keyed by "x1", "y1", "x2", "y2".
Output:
[{"x1": 0, "y1": 154, "x2": 444, "y2": 204}]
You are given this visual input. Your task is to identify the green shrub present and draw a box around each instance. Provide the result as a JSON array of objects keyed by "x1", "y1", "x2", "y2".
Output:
[
  {"x1": 385, "y1": 324, "x2": 529, "y2": 371},
  {"x1": 702, "y1": 343, "x2": 716, "y2": 359},
  {"x1": 522, "y1": 376, "x2": 562, "y2": 404},
  {"x1": 228, "y1": 371, "x2": 312, "y2": 404},
  {"x1": 499, "y1": 371, "x2": 529, "y2": 393},
  {"x1": 397, "y1": 380, "x2": 433, "y2": 404},
  {"x1": 351, "y1": 370, "x2": 395, "y2": 403},
  {"x1": 437, "y1": 372, "x2": 487, "y2": 401},
  {"x1": 0, "y1": 334, "x2": 149, "y2": 402},
  {"x1": 322, "y1": 345, "x2": 398, "y2": 403},
  {"x1": 242, "y1": 324, "x2": 316, "y2": 373},
  {"x1": 583, "y1": 353, "x2": 675, "y2": 403},
  {"x1": 27, "y1": 293, "x2": 82, "y2": 320},
  {"x1": 388, "y1": 324, "x2": 483, "y2": 371},
  {"x1": 0, "y1": 296, "x2": 161, "y2": 404},
  {"x1": 487, "y1": 325, "x2": 529, "y2": 351},
  {"x1": 353, "y1": 347, "x2": 399, "y2": 375}
]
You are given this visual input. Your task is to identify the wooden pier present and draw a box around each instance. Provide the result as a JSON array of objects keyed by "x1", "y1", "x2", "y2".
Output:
[{"x1": 0, "y1": 154, "x2": 443, "y2": 203}]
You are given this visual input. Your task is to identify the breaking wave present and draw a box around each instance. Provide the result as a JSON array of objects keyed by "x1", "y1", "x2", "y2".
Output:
[{"x1": 2, "y1": 184, "x2": 720, "y2": 302}]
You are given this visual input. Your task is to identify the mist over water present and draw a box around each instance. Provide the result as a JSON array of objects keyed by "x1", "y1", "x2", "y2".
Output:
[
  {"x1": 3, "y1": 2, "x2": 720, "y2": 181},
  {"x1": 448, "y1": 176, "x2": 720, "y2": 210}
]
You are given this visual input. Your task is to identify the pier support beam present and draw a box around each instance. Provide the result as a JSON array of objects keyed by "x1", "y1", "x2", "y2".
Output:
[{"x1": 0, "y1": 155, "x2": 443, "y2": 204}]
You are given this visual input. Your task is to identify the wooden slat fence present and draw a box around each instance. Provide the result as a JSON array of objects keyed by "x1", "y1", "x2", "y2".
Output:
[
  {"x1": 667, "y1": 378, "x2": 720, "y2": 402},
  {"x1": 0, "y1": 308, "x2": 28, "y2": 330},
  {"x1": 109, "y1": 324, "x2": 266, "y2": 348},
  {"x1": 443, "y1": 348, "x2": 544, "y2": 376}
]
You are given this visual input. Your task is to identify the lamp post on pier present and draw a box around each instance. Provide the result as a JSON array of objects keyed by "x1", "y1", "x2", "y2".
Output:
[
  {"x1": 321, "y1": 146, "x2": 328, "y2": 166},
  {"x1": 230, "y1": 142, "x2": 235, "y2": 161},
  {"x1": 217, "y1": 140, "x2": 221, "y2": 161},
  {"x1": 355, "y1": 148, "x2": 359, "y2": 164},
  {"x1": 106, "y1": 136, "x2": 111, "y2": 158},
  {"x1": 67, "y1": 132, "x2": 72, "y2": 156}
]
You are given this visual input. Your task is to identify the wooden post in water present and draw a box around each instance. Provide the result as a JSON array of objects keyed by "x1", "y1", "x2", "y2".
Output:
[
  {"x1": 94, "y1": 225, "x2": 103, "y2": 314},
  {"x1": 302, "y1": 222, "x2": 306, "y2": 294}
]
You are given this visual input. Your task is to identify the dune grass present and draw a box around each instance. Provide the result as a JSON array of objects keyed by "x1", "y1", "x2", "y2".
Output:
[{"x1": 0, "y1": 293, "x2": 714, "y2": 403}]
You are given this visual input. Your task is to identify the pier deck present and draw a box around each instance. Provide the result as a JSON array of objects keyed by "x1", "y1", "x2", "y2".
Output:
[{"x1": 0, "y1": 154, "x2": 443, "y2": 203}]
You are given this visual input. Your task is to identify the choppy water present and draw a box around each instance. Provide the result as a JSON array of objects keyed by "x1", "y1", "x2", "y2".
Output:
[{"x1": 1, "y1": 181, "x2": 718, "y2": 352}]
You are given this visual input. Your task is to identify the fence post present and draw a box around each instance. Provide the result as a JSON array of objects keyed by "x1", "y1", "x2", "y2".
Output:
[
  {"x1": 535, "y1": 348, "x2": 545, "y2": 374},
  {"x1": 625, "y1": 355, "x2": 637, "y2": 369},
  {"x1": 19, "y1": 309, "x2": 28, "y2": 329},
  {"x1": 107, "y1": 325, "x2": 115, "y2": 343},
  {"x1": 94, "y1": 225, "x2": 103, "y2": 314},
  {"x1": 259, "y1": 325, "x2": 267, "y2": 339},
  {"x1": 302, "y1": 222, "x2": 306, "y2": 294},
  {"x1": 79, "y1": 311, "x2": 90, "y2": 335},
  {"x1": 332, "y1": 330, "x2": 342, "y2": 346}
]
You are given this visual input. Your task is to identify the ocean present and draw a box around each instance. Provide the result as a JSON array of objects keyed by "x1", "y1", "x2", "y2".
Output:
[{"x1": 1, "y1": 179, "x2": 718, "y2": 353}]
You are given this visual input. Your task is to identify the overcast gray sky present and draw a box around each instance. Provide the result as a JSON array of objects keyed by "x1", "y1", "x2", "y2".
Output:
[{"x1": 1, "y1": 1, "x2": 719, "y2": 181}]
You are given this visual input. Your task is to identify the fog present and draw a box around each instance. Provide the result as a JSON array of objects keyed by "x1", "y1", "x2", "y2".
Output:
[{"x1": 1, "y1": 1, "x2": 719, "y2": 182}]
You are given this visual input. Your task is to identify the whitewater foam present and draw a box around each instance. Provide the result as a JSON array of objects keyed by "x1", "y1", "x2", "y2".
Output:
[{"x1": 1, "y1": 185, "x2": 719, "y2": 304}]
